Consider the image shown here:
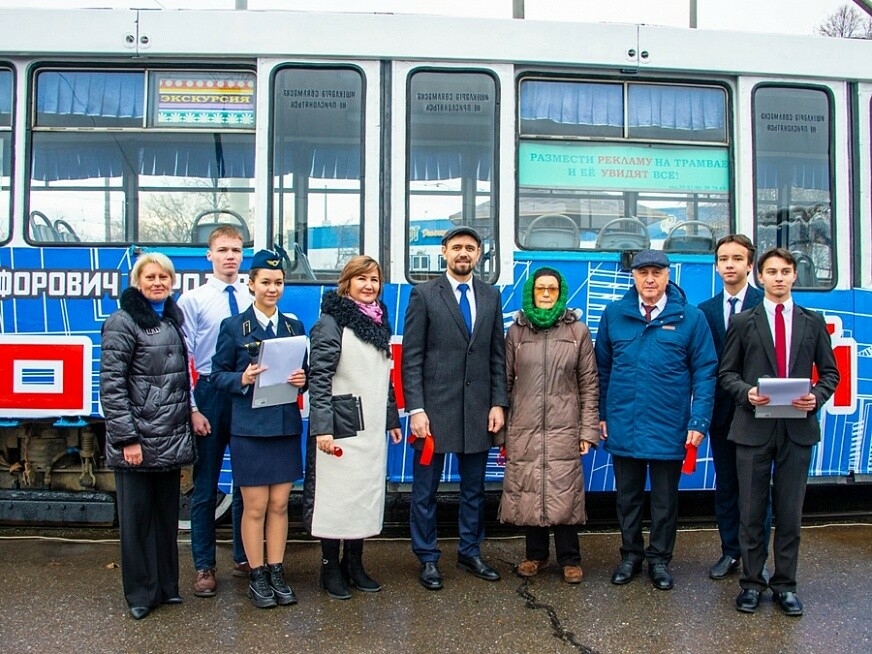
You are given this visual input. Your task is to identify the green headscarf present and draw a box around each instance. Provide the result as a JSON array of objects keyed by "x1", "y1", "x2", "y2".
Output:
[{"x1": 521, "y1": 267, "x2": 568, "y2": 330}]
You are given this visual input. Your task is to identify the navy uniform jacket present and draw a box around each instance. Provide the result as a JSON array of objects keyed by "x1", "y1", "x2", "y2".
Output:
[
  {"x1": 210, "y1": 305, "x2": 308, "y2": 438},
  {"x1": 698, "y1": 285, "x2": 764, "y2": 430}
]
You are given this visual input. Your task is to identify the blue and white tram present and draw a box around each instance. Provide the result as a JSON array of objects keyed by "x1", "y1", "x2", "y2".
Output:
[{"x1": 0, "y1": 7, "x2": 868, "y2": 523}]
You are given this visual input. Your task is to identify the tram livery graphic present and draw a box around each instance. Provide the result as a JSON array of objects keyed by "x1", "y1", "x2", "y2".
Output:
[{"x1": 0, "y1": 7, "x2": 869, "y2": 522}]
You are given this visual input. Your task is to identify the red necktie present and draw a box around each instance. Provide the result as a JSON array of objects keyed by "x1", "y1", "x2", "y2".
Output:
[
  {"x1": 643, "y1": 304, "x2": 655, "y2": 322},
  {"x1": 775, "y1": 304, "x2": 787, "y2": 377}
]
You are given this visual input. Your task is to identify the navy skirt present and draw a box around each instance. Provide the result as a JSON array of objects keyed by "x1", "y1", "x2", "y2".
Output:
[{"x1": 230, "y1": 434, "x2": 302, "y2": 487}]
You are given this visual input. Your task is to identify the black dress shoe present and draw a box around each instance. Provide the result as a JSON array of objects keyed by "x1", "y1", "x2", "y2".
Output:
[
  {"x1": 610, "y1": 559, "x2": 642, "y2": 585},
  {"x1": 709, "y1": 555, "x2": 740, "y2": 580},
  {"x1": 456, "y1": 555, "x2": 500, "y2": 582},
  {"x1": 162, "y1": 596, "x2": 183, "y2": 605},
  {"x1": 648, "y1": 563, "x2": 674, "y2": 590},
  {"x1": 735, "y1": 588, "x2": 761, "y2": 613},
  {"x1": 419, "y1": 561, "x2": 443, "y2": 590},
  {"x1": 774, "y1": 591, "x2": 803, "y2": 616},
  {"x1": 129, "y1": 606, "x2": 149, "y2": 620}
]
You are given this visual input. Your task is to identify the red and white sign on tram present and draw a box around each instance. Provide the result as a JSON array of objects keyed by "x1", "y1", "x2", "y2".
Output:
[{"x1": 0, "y1": 336, "x2": 92, "y2": 417}]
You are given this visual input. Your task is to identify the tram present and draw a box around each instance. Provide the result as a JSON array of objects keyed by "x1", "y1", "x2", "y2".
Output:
[{"x1": 0, "y1": 7, "x2": 869, "y2": 525}]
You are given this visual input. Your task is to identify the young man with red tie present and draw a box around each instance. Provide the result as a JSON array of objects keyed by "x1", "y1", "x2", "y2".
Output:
[{"x1": 720, "y1": 247, "x2": 839, "y2": 616}]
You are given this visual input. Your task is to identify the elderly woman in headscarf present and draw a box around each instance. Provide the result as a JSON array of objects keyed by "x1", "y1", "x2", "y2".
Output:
[{"x1": 498, "y1": 266, "x2": 600, "y2": 584}]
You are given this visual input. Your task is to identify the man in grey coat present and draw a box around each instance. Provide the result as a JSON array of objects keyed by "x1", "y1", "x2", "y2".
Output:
[{"x1": 402, "y1": 226, "x2": 508, "y2": 590}]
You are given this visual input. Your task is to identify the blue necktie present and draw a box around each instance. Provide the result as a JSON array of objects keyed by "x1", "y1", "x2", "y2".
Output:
[
  {"x1": 726, "y1": 296, "x2": 738, "y2": 329},
  {"x1": 225, "y1": 285, "x2": 239, "y2": 316},
  {"x1": 458, "y1": 283, "x2": 472, "y2": 335},
  {"x1": 265, "y1": 321, "x2": 275, "y2": 337}
]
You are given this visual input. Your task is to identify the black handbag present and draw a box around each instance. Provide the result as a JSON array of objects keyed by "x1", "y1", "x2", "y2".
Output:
[{"x1": 331, "y1": 394, "x2": 364, "y2": 438}]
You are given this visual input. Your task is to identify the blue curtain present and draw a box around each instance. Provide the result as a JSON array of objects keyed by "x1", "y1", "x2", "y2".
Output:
[
  {"x1": 756, "y1": 156, "x2": 830, "y2": 192},
  {"x1": 408, "y1": 146, "x2": 492, "y2": 182},
  {"x1": 521, "y1": 81, "x2": 623, "y2": 127},
  {"x1": 31, "y1": 135, "x2": 255, "y2": 181},
  {"x1": 0, "y1": 69, "x2": 11, "y2": 121},
  {"x1": 628, "y1": 84, "x2": 724, "y2": 130},
  {"x1": 37, "y1": 71, "x2": 143, "y2": 121},
  {"x1": 520, "y1": 80, "x2": 725, "y2": 132}
]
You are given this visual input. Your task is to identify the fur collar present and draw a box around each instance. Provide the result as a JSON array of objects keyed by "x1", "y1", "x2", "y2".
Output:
[
  {"x1": 320, "y1": 290, "x2": 392, "y2": 355},
  {"x1": 120, "y1": 287, "x2": 184, "y2": 331}
]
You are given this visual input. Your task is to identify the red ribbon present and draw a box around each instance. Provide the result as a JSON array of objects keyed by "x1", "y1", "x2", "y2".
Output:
[
  {"x1": 409, "y1": 433, "x2": 435, "y2": 466},
  {"x1": 682, "y1": 443, "x2": 698, "y2": 475}
]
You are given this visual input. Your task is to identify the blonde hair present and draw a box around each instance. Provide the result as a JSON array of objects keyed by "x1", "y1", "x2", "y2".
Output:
[
  {"x1": 130, "y1": 252, "x2": 176, "y2": 287},
  {"x1": 337, "y1": 255, "x2": 383, "y2": 297}
]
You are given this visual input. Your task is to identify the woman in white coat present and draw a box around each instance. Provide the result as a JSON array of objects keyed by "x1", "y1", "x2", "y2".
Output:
[{"x1": 305, "y1": 255, "x2": 403, "y2": 599}]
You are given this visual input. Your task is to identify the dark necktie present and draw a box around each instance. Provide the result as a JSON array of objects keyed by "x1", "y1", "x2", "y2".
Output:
[
  {"x1": 458, "y1": 283, "x2": 473, "y2": 335},
  {"x1": 775, "y1": 304, "x2": 787, "y2": 377},
  {"x1": 643, "y1": 304, "x2": 655, "y2": 322},
  {"x1": 265, "y1": 321, "x2": 275, "y2": 337},
  {"x1": 727, "y1": 297, "x2": 738, "y2": 328},
  {"x1": 225, "y1": 285, "x2": 239, "y2": 316}
]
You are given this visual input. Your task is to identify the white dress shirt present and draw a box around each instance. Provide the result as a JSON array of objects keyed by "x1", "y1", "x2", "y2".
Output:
[
  {"x1": 639, "y1": 295, "x2": 666, "y2": 321},
  {"x1": 723, "y1": 284, "x2": 750, "y2": 331},
  {"x1": 177, "y1": 276, "x2": 252, "y2": 376},
  {"x1": 447, "y1": 274, "x2": 477, "y2": 328}
]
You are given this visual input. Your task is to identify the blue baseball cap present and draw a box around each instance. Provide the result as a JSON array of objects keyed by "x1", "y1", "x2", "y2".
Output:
[
  {"x1": 630, "y1": 249, "x2": 670, "y2": 269},
  {"x1": 249, "y1": 249, "x2": 284, "y2": 272}
]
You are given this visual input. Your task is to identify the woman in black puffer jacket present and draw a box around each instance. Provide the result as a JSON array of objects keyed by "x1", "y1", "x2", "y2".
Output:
[{"x1": 100, "y1": 252, "x2": 195, "y2": 620}]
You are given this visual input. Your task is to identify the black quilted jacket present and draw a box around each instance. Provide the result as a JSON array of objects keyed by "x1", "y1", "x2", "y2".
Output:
[{"x1": 100, "y1": 287, "x2": 195, "y2": 471}]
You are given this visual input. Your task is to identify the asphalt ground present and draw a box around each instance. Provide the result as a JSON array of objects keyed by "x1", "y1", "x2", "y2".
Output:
[{"x1": 1, "y1": 521, "x2": 870, "y2": 654}]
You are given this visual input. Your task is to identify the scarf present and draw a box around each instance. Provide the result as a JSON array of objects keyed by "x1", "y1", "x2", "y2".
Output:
[
  {"x1": 521, "y1": 271, "x2": 569, "y2": 330},
  {"x1": 354, "y1": 299, "x2": 384, "y2": 324}
]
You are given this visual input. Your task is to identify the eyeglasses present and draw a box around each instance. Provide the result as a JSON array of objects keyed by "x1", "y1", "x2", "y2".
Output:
[{"x1": 533, "y1": 286, "x2": 559, "y2": 294}]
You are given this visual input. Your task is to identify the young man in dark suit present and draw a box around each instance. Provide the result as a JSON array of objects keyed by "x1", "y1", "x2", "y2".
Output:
[
  {"x1": 698, "y1": 234, "x2": 765, "y2": 580},
  {"x1": 720, "y1": 247, "x2": 839, "y2": 616},
  {"x1": 402, "y1": 226, "x2": 508, "y2": 590}
]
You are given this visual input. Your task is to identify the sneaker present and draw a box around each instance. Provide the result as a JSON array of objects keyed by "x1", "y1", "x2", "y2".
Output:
[
  {"x1": 562, "y1": 565, "x2": 583, "y2": 584},
  {"x1": 248, "y1": 565, "x2": 278, "y2": 609},
  {"x1": 266, "y1": 563, "x2": 297, "y2": 606},
  {"x1": 232, "y1": 561, "x2": 252, "y2": 578},
  {"x1": 516, "y1": 558, "x2": 548, "y2": 578},
  {"x1": 193, "y1": 568, "x2": 216, "y2": 597}
]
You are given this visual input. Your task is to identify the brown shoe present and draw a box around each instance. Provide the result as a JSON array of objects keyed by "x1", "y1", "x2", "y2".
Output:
[
  {"x1": 232, "y1": 561, "x2": 252, "y2": 578},
  {"x1": 562, "y1": 565, "x2": 583, "y2": 584},
  {"x1": 516, "y1": 558, "x2": 548, "y2": 578},
  {"x1": 193, "y1": 568, "x2": 216, "y2": 597}
]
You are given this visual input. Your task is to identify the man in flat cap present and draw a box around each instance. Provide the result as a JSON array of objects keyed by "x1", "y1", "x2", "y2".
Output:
[
  {"x1": 402, "y1": 226, "x2": 508, "y2": 590},
  {"x1": 594, "y1": 249, "x2": 717, "y2": 591}
]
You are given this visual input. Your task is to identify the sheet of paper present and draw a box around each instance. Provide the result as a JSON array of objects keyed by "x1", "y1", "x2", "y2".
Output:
[
  {"x1": 257, "y1": 335, "x2": 306, "y2": 387},
  {"x1": 757, "y1": 377, "x2": 811, "y2": 406}
]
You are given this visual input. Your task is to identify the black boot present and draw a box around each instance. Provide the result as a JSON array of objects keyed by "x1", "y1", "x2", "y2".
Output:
[
  {"x1": 248, "y1": 565, "x2": 277, "y2": 609},
  {"x1": 342, "y1": 539, "x2": 381, "y2": 592},
  {"x1": 320, "y1": 539, "x2": 351, "y2": 600},
  {"x1": 267, "y1": 562, "x2": 298, "y2": 606}
]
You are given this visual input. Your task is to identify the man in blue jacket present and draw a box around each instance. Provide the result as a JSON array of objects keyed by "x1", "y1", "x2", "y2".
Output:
[{"x1": 595, "y1": 249, "x2": 717, "y2": 591}]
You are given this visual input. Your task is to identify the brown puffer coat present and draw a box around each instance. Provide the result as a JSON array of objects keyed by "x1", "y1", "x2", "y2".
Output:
[{"x1": 498, "y1": 309, "x2": 600, "y2": 527}]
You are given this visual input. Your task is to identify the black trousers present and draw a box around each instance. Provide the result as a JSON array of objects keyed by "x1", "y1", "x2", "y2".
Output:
[
  {"x1": 736, "y1": 421, "x2": 812, "y2": 594},
  {"x1": 612, "y1": 455, "x2": 682, "y2": 566},
  {"x1": 115, "y1": 469, "x2": 181, "y2": 608},
  {"x1": 525, "y1": 525, "x2": 580, "y2": 566}
]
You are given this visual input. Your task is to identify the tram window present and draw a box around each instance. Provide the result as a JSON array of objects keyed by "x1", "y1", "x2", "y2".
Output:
[
  {"x1": 753, "y1": 86, "x2": 834, "y2": 289},
  {"x1": 0, "y1": 67, "x2": 11, "y2": 243},
  {"x1": 271, "y1": 66, "x2": 364, "y2": 282},
  {"x1": 517, "y1": 78, "x2": 730, "y2": 252},
  {"x1": 406, "y1": 70, "x2": 498, "y2": 283},
  {"x1": 29, "y1": 69, "x2": 256, "y2": 245}
]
